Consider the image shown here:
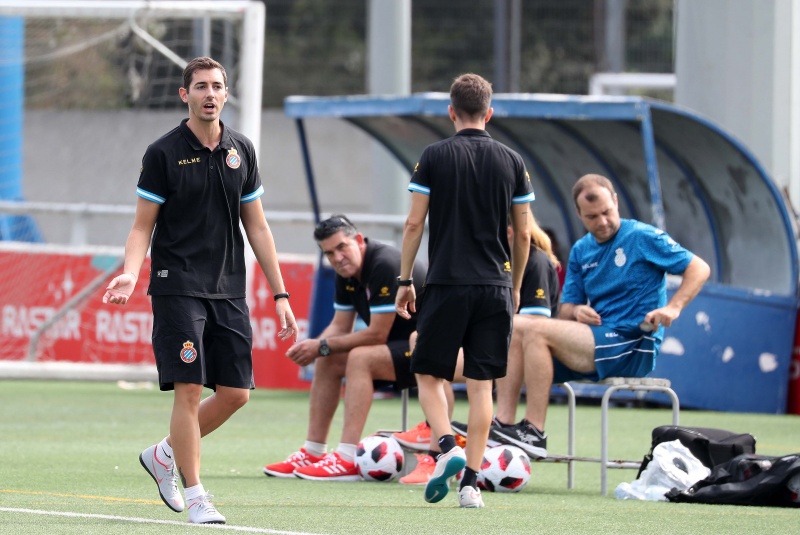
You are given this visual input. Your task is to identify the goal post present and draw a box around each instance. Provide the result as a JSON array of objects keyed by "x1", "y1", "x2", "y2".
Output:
[{"x1": 0, "y1": 0, "x2": 265, "y2": 381}]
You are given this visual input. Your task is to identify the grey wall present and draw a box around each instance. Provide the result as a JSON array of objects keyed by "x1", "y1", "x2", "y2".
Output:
[
  {"x1": 675, "y1": 0, "x2": 798, "y2": 208},
  {"x1": 22, "y1": 109, "x2": 405, "y2": 255}
]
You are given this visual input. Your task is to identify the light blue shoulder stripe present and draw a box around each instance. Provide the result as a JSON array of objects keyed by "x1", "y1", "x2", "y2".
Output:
[
  {"x1": 518, "y1": 306, "x2": 552, "y2": 317},
  {"x1": 370, "y1": 304, "x2": 397, "y2": 314},
  {"x1": 137, "y1": 188, "x2": 166, "y2": 205},
  {"x1": 241, "y1": 185, "x2": 264, "y2": 204},
  {"x1": 408, "y1": 183, "x2": 430, "y2": 195},
  {"x1": 333, "y1": 302, "x2": 354, "y2": 311},
  {"x1": 512, "y1": 191, "x2": 536, "y2": 204}
]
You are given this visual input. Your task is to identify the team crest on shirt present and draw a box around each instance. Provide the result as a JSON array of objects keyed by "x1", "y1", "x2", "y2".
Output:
[
  {"x1": 503, "y1": 261, "x2": 511, "y2": 272},
  {"x1": 379, "y1": 286, "x2": 390, "y2": 297},
  {"x1": 535, "y1": 288, "x2": 545, "y2": 299},
  {"x1": 180, "y1": 341, "x2": 198, "y2": 363},
  {"x1": 614, "y1": 248, "x2": 627, "y2": 267},
  {"x1": 226, "y1": 149, "x2": 241, "y2": 169}
]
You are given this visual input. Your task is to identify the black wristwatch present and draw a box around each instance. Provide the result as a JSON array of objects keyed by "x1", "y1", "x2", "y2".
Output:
[
  {"x1": 318, "y1": 339, "x2": 331, "y2": 357},
  {"x1": 396, "y1": 276, "x2": 413, "y2": 287}
]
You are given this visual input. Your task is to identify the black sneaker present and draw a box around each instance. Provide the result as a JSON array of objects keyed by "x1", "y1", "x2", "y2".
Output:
[
  {"x1": 450, "y1": 420, "x2": 501, "y2": 447},
  {"x1": 490, "y1": 419, "x2": 548, "y2": 459},
  {"x1": 450, "y1": 421, "x2": 469, "y2": 438}
]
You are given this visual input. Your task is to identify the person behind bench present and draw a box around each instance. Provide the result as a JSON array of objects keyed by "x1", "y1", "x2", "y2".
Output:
[{"x1": 491, "y1": 173, "x2": 710, "y2": 459}]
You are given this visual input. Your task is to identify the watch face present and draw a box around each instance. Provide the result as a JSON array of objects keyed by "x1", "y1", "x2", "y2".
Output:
[{"x1": 319, "y1": 342, "x2": 331, "y2": 356}]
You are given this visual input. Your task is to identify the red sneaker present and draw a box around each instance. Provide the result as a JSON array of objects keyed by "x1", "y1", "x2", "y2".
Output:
[
  {"x1": 392, "y1": 421, "x2": 431, "y2": 451},
  {"x1": 399, "y1": 453, "x2": 436, "y2": 485},
  {"x1": 293, "y1": 452, "x2": 361, "y2": 481},
  {"x1": 263, "y1": 448, "x2": 325, "y2": 478}
]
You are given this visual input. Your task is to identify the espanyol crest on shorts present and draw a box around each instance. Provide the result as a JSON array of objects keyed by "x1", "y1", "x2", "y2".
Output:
[
  {"x1": 226, "y1": 149, "x2": 241, "y2": 169},
  {"x1": 180, "y1": 341, "x2": 198, "y2": 363}
]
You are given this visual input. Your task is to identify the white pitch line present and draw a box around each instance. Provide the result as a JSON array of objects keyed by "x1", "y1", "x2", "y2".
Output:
[{"x1": 0, "y1": 508, "x2": 326, "y2": 535}]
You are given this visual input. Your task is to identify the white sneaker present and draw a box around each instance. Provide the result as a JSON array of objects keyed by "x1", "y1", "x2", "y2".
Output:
[
  {"x1": 458, "y1": 485, "x2": 485, "y2": 508},
  {"x1": 424, "y1": 446, "x2": 466, "y2": 503},
  {"x1": 187, "y1": 492, "x2": 226, "y2": 524},
  {"x1": 139, "y1": 444, "x2": 184, "y2": 512}
]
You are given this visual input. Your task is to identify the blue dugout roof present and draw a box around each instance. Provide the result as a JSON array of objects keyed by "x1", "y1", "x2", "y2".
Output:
[{"x1": 286, "y1": 92, "x2": 798, "y2": 299}]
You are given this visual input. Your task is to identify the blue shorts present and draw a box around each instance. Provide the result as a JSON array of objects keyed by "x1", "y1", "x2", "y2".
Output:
[{"x1": 552, "y1": 324, "x2": 660, "y2": 384}]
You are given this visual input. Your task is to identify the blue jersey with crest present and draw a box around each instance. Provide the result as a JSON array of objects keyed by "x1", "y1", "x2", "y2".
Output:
[{"x1": 561, "y1": 219, "x2": 693, "y2": 341}]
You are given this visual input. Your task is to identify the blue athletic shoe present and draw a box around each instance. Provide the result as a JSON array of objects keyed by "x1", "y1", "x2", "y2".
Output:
[{"x1": 424, "y1": 446, "x2": 466, "y2": 503}]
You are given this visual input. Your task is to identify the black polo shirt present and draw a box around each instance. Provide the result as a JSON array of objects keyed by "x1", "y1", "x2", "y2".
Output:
[
  {"x1": 137, "y1": 119, "x2": 264, "y2": 298},
  {"x1": 518, "y1": 247, "x2": 560, "y2": 317},
  {"x1": 333, "y1": 239, "x2": 426, "y2": 343},
  {"x1": 409, "y1": 128, "x2": 535, "y2": 286}
]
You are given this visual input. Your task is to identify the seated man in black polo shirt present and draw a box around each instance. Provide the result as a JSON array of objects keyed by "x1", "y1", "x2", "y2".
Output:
[{"x1": 263, "y1": 214, "x2": 427, "y2": 480}]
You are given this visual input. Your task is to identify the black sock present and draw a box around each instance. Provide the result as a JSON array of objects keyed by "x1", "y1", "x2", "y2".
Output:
[
  {"x1": 427, "y1": 450, "x2": 439, "y2": 461},
  {"x1": 494, "y1": 417, "x2": 511, "y2": 427},
  {"x1": 438, "y1": 434, "x2": 456, "y2": 454},
  {"x1": 459, "y1": 467, "x2": 478, "y2": 490}
]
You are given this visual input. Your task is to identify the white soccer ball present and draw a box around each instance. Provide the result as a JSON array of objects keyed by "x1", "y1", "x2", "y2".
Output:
[
  {"x1": 479, "y1": 445, "x2": 531, "y2": 492},
  {"x1": 355, "y1": 435, "x2": 405, "y2": 482}
]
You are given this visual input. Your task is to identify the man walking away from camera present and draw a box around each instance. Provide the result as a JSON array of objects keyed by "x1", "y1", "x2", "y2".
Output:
[{"x1": 396, "y1": 73, "x2": 533, "y2": 508}]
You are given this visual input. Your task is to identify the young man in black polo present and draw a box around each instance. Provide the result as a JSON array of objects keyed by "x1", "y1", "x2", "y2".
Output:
[
  {"x1": 103, "y1": 57, "x2": 298, "y2": 525},
  {"x1": 396, "y1": 73, "x2": 533, "y2": 508},
  {"x1": 263, "y1": 214, "x2": 427, "y2": 480}
]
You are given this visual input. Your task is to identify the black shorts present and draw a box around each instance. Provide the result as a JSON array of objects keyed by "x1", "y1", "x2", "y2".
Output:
[
  {"x1": 412, "y1": 284, "x2": 513, "y2": 381},
  {"x1": 151, "y1": 295, "x2": 254, "y2": 391},
  {"x1": 385, "y1": 339, "x2": 417, "y2": 391}
]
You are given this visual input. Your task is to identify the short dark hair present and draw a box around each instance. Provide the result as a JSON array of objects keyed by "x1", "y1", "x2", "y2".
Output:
[
  {"x1": 182, "y1": 57, "x2": 227, "y2": 89},
  {"x1": 450, "y1": 73, "x2": 492, "y2": 120},
  {"x1": 572, "y1": 174, "x2": 616, "y2": 209},
  {"x1": 313, "y1": 214, "x2": 358, "y2": 241}
]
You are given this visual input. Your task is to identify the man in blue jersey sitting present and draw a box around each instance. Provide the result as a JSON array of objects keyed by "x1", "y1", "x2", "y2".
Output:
[{"x1": 491, "y1": 173, "x2": 710, "y2": 458}]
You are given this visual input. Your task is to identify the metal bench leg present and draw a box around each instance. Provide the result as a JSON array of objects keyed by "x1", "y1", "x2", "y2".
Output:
[
  {"x1": 600, "y1": 384, "x2": 681, "y2": 496},
  {"x1": 600, "y1": 385, "x2": 620, "y2": 496},
  {"x1": 401, "y1": 387, "x2": 409, "y2": 432},
  {"x1": 562, "y1": 382, "x2": 576, "y2": 489},
  {"x1": 667, "y1": 388, "x2": 680, "y2": 426}
]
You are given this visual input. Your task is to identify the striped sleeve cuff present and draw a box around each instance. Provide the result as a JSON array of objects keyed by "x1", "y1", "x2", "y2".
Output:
[
  {"x1": 369, "y1": 304, "x2": 397, "y2": 315},
  {"x1": 241, "y1": 185, "x2": 264, "y2": 204},
  {"x1": 512, "y1": 191, "x2": 536, "y2": 204},
  {"x1": 408, "y1": 183, "x2": 430, "y2": 195},
  {"x1": 518, "y1": 306, "x2": 552, "y2": 317},
  {"x1": 137, "y1": 188, "x2": 166, "y2": 204}
]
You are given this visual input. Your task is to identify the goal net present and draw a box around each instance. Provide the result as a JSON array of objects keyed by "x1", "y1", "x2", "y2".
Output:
[
  {"x1": 0, "y1": 0, "x2": 263, "y2": 142},
  {"x1": 0, "y1": 1, "x2": 265, "y2": 381}
]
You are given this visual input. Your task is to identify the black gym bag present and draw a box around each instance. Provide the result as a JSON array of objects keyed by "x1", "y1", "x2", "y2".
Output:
[{"x1": 637, "y1": 426, "x2": 756, "y2": 478}]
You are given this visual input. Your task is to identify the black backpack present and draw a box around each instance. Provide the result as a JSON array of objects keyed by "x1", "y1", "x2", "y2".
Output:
[
  {"x1": 637, "y1": 426, "x2": 756, "y2": 478},
  {"x1": 666, "y1": 453, "x2": 800, "y2": 507}
]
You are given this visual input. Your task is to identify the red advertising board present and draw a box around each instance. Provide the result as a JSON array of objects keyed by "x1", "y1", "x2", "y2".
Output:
[
  {"x1": 788, "y1": 310, "x2": 800, "y2": 414},
  {"x1": 0, "y1": 249, "x2": 314, "y2": 390}
]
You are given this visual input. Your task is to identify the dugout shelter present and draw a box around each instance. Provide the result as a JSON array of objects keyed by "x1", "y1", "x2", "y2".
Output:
[{"x1": 285, "y1": 92, "x2": 799, "y2": 414}]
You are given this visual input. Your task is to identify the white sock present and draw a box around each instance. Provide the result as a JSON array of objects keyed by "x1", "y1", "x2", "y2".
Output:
[
  {"x1": 158, "y1": 438, "x2": 174, "y2": 464},
  {"x1": 184, "y1": 484, "x2": 206, "y2": 502},
  {"x1": 304, "y1": 440, "x2": 326, "y2": 457},
  {"x1": 336, "y1": 443, "x2": 357, "y2": 462}
]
